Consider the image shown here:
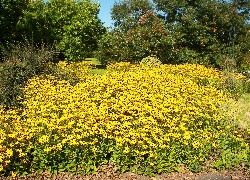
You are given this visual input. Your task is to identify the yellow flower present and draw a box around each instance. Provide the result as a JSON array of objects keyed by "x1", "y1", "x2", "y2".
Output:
[
  {"x1": 0, "y1": 61, "x2": 236, "y2": 171},
  {"x1": 192, "y1": 141, "x2": 201, "y2": 149},
  {"x1": 123, "y1": 147, "x2": 130, "y2": 154},
  {"x1": 57, "y1": 143, "x2": 63, "y2": 151},
  {"x1": 44, "y1": 147, "x2": 52, "y2": 153},
  {"x1": 91, "y1": 147, "x2": 98, "y2": 153},
  {"x1": 11, "y1": 172, "x2": 17, "y2": 177},
  {"x1": 183, "y1": 132, "x2": 191, "y2": 140},
  {"x1": 6, "y1": 149, "x2": 13, "y2": 158},
  {"x1": 38, "y1": 135, "x2": 49, "y2": 144}
]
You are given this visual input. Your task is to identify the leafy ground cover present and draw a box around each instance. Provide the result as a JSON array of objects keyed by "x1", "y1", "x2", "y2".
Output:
[{"x1": 0, "y1": 62, "x2": 249, "y2": 178}]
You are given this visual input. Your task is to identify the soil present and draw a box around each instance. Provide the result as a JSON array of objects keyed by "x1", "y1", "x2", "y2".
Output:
[{"x1": 0, "y1": 163, "x2": 249, "y2": 180}]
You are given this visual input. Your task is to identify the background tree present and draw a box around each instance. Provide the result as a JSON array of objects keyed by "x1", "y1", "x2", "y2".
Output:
[
  {"x1": 98, "y1": 0, "x2": 250, "y2": 70},
  {"x1": 16, "y1": 0, "x2": 50, "y2": 45},
  {"x1": 0, "y1": 0, "x2": 30, "y2": 61},
  {"x1": 153, "y1": 0, "x2": 250, "y2": 69},
  {"x1": 97, "y1": 0, "x2": 178, "y2": 65},
  {"x1": 56, "y1": 0, "x2": 105, "y2": 61},
  {"x1": 0, "y1": 0, "x2": 30, "y2": 43},
  {"x1": 111, "y1": 0, "x2": 154, "y2": 30},
  {"x1": 2, "y1": 0, "x2": 105, "y2": 61}
]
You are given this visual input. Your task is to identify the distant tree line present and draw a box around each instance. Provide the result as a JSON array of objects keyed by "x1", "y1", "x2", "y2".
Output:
[
  {"x1": 97, "y1": 0, "x2": 250, "y2": 71},
  {"x1": 0, "y1": 0, "x2": 249, "y2": 70}
]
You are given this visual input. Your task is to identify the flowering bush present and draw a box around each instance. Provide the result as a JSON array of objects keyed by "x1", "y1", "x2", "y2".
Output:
[
  {"x1": 0, "y1": 62, "x2": 249, "y2": 177},
  {"x1": 56, "y1": 61, "x2": 96, "y2": 79},
  {"x1": 49, "y1": 61, "x2": 96, "y2": 85},
  {"x1": 140, "y1": 56, "x2": 162, "y2": 67}
]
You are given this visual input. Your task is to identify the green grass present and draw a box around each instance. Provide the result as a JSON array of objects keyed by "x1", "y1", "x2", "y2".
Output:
[
  {"x1": 85, "y1": 58, "x2": 101, "y2": 65},
  {"x1": 89, "y1": 68, "x2": 107, "y2": 75},
  {"x1": 236, "y1": 93, "x2": 250, "y2": 129},
  {"x1": 85, "y1": 58, "x2": 107, "y2": 75},
  {"x1": 225, "y1": 93, "x2": 250, "y2": 129}
]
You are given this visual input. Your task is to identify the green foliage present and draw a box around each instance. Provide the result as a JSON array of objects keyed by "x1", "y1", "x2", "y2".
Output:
[
  {"x1": 0, "y1": 0, "x2": 30, "y2": 44},
  {"x1": 97, "y1": 0, "x2": 171, "y2": 65},
  {"x1": 16, "y1": 0, "x2": 51, "y2": 45},
  {"x1": 213, "y1": 148, "x2": 249, "y2": 171},
  {"x1": 0, "y1": 41, "x2": 54, "y2": 109},
  {"x1": 53, "y1": 61, "x2": 97, "y2": 85},
  {"x1": 0, "y1": 0, "x2": 30, "y2": 60},
  {"x1": 153, "y1": 0, "x2": 250, "y2": 68},
  {"x1": 96, "y1": 31, "x2": 127, "y2": 65},
  {"x1": 140, "y1": 56, "x2": 162, "y2": 66},
  {"x1": 94, "y1": 33, "x2": 114, "y2": 65},
  {"x1": 213, "y1": 132, "x2": 250, "y2": 171},
  {"x1": 97, "y1": 10, "x2": 176, "y2": 64},
  {"x1": 218, "y1": 71, "x2": 250, "y2": 97},
  {"x1": 2, "y1": 0, "x2": 105, "y2": 61},
  {"x1": 98, "y1": 0, "x2": 250, "y2": 69},
  {"x1": 111, "y1": 0, "x2": 154, "y2": 30},
  {"x1": 56, "y1": 0, "x2": 105, "y2": 61}
]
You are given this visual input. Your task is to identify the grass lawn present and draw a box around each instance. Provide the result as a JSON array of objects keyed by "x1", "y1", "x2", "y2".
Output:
[
  {"x1": 222, "y1": 93, "x2": 250, "y2": 130},
  {"x1": 85, "y1": 57, "x2": 107, "y2": 75},
  {"x1": 85, "y1": 58, "x2": 101, "y2": 65},
  {"x1": 235, "y1": 93, "x2": 250, "y2": 129}
]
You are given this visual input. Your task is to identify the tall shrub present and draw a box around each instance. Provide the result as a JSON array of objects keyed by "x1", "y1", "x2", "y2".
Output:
[{"x1": 0, "y1": 41, "x2": 54, "y2": 109}]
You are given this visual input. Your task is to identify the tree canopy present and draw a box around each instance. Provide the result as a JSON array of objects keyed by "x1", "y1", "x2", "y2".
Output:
[
  {"x1": 0, "y1": 0, "x2": 105, "y2": 61},
  {"x1": 0, "y1": 0, "x2": 249, "y2": 69},
  {"x1": 97, "y1": 0, "x2": 250, "y2": 70}
]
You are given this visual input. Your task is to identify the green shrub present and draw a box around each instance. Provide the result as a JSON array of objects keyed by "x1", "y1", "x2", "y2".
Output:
[
  {"x1": 220, "y1": 72, "x2": 250, "y2": 97},
  {"x1": 96, "y1": 12, "x2": 176, "y2": 65},
  {"x1": 0, "y1": 41, "x2": 54, "y2": 109},
  {"x1": 140, "y1": 56, "x2": 162, "y2": 67}
]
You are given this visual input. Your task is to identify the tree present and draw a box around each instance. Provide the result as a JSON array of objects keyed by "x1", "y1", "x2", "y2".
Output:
[
  {"x1": 3, "y1": 0, "x2": 105, "y2": 61},
  {"x1": 98, "y1": 0, "x2": 250, "y2": 69},
  {"x1": 153, "y1": 0, "x2": 250, "y2": 68},
  {"x1": 0, "y1": 0, "x2": 30, "y2": 44},
  {"x1": 0, "y1": 0, "x2": 30, "y2": 60},
  {"x1": 97, "y1": 0, "x2": 177, "y2": 65},
  {"x1": 55, "y1": 0, "x2": 105, "y2": 61},
  {"x1": 111, "y1": 0, "x2": 154, "y2": 31},
  {"x1": 16, "y1": 0, "x2": 50, "y2": 45}
]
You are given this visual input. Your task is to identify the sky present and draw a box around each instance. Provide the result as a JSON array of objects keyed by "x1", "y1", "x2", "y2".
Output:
[{"x1": 96, "y1": 0, "x2": 116, "y2": 27}]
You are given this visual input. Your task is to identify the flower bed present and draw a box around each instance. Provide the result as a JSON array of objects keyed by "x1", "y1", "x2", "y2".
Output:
[{"x1": 0, "y1": 63, "x2": 249, "y2": 177}]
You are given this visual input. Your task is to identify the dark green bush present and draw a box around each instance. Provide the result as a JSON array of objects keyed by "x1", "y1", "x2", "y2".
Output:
[
  {"x1": 0, "y1": 41, "x2": 54, "y2": 109},
  {"x1": 96, "y1": 12, "x2": 176, "y2": 65}
]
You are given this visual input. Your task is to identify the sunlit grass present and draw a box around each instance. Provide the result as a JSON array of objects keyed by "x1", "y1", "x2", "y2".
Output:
[
  {"x1": 224, "y1": 93, "x2": 250, "y2": 129},
  {"x1": 85, "y1": 58, "x2": 107, "y2": 75},
  {"x1": 85, "y1": 58, "x2": 101, "y2": 65},
  {"x1": 235, "y1": 94, "x2": 250, "y2": 129}
]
